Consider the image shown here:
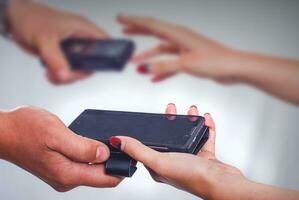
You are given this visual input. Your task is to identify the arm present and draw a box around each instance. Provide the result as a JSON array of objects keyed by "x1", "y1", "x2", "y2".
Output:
[
  {"x1": 108, "y1": 103, "x2": 299, "y2": 200},
  {"x1": 228, "y1": 50, "x2": 299, "y2": 104},
  {"x1": 212, "y1": 173, "x2": 299, "y2": 200},
  {"x1": 118, "y1": 15, "x2": 299, "y2": 105},
  {"x1": 4, "y1": 0, "x2": 109, "y2": 84},
  {"x1": 0, "y1": 107, "x2": 121, "y2": 191}
]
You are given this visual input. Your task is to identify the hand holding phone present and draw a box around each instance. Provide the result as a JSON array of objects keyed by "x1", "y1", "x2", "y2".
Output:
[{"x1": 61, "y1": 38, "x2": 135, "y2": 71}]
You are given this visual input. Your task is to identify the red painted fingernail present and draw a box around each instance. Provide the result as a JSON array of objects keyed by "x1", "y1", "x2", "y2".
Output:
[
  {"x1": 109, "y1": 137, "x2": 122, "y2": 150},
  {"x1": 137, "y1": 63, "x2": 151, "y2": 74}
]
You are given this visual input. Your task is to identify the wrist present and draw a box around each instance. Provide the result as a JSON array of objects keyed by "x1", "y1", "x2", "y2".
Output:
[
  {"x1": 3, "y1": 0, "x2": 31, "y2": 35},
  {"x1": 0, "y1": 111, "x2": 10, "y2": 159},
  {"x1": 209, "y1": 173, "x2": 252, "y2": 200},
  {"x1": 221, "y1": 49, "x2": 275, "y2": 84},
  {"x1": 198, "y1": 47, "x2": 244, "y2": 82},
  {"x1": 0, "y1": 110, "x2": 14, "y2": 160}
]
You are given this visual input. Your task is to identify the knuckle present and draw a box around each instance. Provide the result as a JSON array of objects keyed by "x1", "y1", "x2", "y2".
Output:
[
  {"x1": 56, "y1": 175, "x2": 72, "y2": 187},
  {"x1": 53, "y1": 168, "x2": 74, "y2": 187},
  {"x1": 13, "y1": 106, "x2": 31, "y2": 114},
  {"x1": 52, "y1": 185, "x2": 72, "y2": 193},
  {"x1": 110, "y1": 181, "x2": 120, "y2": 188},
  {"x1": 106, "y1": 179, "x2": 121, "y2": 188}
]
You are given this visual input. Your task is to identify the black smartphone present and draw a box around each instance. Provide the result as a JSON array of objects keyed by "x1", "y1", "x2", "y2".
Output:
[
  {"x1": 60, "y1": 38, "x2": 135, "y2": 71},
  {"x1": 69, "y1": 109, "x2": 209, "y2": 177}
]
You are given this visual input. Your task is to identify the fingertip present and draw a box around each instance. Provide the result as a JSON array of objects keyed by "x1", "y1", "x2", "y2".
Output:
[
  {"x1": 95, "y1": 145, "x2": 110, "y2": 163},
  {"x1": 204, "y1": 113, "x2": 216, "y2": 131},
  {"x1": 188, "y1": 105, "x2": 199, "y2": 116},
  {"x1": 167, "y1": 102, "x2": 176, "y2": 107},
  {"x1": 166, "y1": 103, "x2": 177, "y2": 114},
  {"x1": 116, "y1": 14, "x2": 127, "y2": 23},
  {"x1": 204, "y1": 113, "x2": 212, "y2": 120},
  {"x1": 137, "y1": 63, "x2": 152, "y2": 74},
  {"x1": 131, "y1": 55, "x2": 144, "y2": 64},
  {"x1": 109, "y1": 136, "x2": 123, "y2": 151}
]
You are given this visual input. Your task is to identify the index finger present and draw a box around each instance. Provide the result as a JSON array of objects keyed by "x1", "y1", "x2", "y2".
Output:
[
  {"x1": 117, "y1": 14, "x2": 199, "y2": 49},
  {"x1": 110, "y1": 136, "x2": 168, "y2": 174}
]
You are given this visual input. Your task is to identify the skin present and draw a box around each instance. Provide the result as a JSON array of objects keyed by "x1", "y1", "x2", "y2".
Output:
[
  {"x1": 113, "y1": 103, "x2": 299, "y2": 200},
  {"x1": 5, "y1": 0, "x2": 109, "y2": 84},
  {"x1": 0, "y1": 107, "x2": 122, "y2": 192},
  {"x1": 118, "y1": 15, "x2": 299, "y2": 105}
]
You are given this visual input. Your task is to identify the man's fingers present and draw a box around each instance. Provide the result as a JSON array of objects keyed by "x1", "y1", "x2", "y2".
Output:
[
  {"x1": 38, "y1": 37, "x2": 74, "y2": 84},
  {"x1": 200, "y1": 113, "x2": 216, "y2": 155},
  {"x1": 38, "y1": 32, "x2": 99, "y2": 85},
  {"x1": 50, "y1": 129, "x2": 110, "y2": 164},
  {"x1": 132, "y1": 43, "x2": 179, "y2": 64},
  {"x1": 73, "y1": 163, "x2": 122, "y2": 188},
  {"x1": 38, "y1": 37, "x2": 69, "y2": 71},
  {"x1": 78, "y1": 24, "x2": 110, "y2": 39}
]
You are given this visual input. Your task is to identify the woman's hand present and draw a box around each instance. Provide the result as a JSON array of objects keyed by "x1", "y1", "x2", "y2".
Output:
[
  {"x1": 118, "y1": 15, "x2": 237, "y2": 83},
  {"x1": 118, "y1": 15, "x2": 299, "y2": 104},
  {"x1": 6, "y1": 0, "x2": 109, "y2": 84},
  {"x1": 0, "y1": 107, "x2": 122, "y2": 192},
  {"x1": 109, "y1": 103, "x2": 245, "y2": 199}
]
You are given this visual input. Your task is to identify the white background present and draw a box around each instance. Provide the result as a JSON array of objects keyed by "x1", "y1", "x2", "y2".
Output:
[{"x1": 0, "y1": 0, "x2": 299, "y2": 199}]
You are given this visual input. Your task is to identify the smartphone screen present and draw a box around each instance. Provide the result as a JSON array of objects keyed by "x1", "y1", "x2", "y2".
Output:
[{"x1": 69, "y1": 109, "x2": 206, "y2": 151}]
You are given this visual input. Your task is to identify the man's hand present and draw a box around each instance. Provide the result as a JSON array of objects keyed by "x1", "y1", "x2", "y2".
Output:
[
  {"x1": 0, "y1": 107, "x2": 122, "y2": 192},
  {"x1": 6, "y1": 0, "x2": 109, "y2": 84}
]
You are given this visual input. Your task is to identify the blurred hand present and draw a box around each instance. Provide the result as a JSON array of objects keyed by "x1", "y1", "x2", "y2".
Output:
[
  {"x1": 6, "y1": 0, "x2": 109, "y2": 84},
  {"x1": 0, "y1": 107, "x2": 122, "y2": 192},
  {"x1": 118, "y1": 15, "x2": 237, "y2": 83},
  {"x1": 109, "y1": 103, "x2": 244, "y2": 199}
]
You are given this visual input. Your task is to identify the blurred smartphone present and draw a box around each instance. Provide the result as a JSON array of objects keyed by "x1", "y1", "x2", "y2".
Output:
[
  {"x1": 69, "y1": 109, "x2": 209, "y2": 154},
  {"x1": 60, "y1": 38, "x2": 135, "y2": 71}
]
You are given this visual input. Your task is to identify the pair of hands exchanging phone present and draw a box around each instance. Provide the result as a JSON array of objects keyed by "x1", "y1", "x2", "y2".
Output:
[
  {"x1": 1, "y1": 103, "x2": 229, "y2": 199},
  {"x1": 1, "y1": 0, "x2": 299, "y2": 200},
  {"x1": 2, "y1": 0, "x2": 239, "y2": 196}
]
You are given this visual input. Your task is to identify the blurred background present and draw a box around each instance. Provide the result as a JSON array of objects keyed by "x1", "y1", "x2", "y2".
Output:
[{"x1": 0, "y1": 0, "x2": 299, "y2": 199}]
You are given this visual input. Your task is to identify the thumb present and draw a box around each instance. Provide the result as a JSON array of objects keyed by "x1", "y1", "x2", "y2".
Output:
[
  {"x1": 37, "y1": 37, "x2": 71, "y2": 83},
  {"x1": 150, "y1": 59, "x2": 182, "y2": 80},
  {"x1": 136, "y1": 59, "x2": 182, "y2": 82},
  {"x1": 109, "y1": 136, "x2": 168, "y2": 173},
  {"x1": 52, "y1": 129, "x2": 110, "y2": 163}
]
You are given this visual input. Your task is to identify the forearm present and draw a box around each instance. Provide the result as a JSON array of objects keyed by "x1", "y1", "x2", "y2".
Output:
[
  {"x1": 227, "y1": 50, "x2": 299, "y2": 105},
  {"x1": 210, "y1": 175, "x2": 299, "y2": 200}
]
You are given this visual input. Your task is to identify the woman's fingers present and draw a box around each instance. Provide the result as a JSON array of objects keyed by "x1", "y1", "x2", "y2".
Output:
[
  {"x1": 109, "y1": 136, "x2": 167, "y2": 173},
  {"x1": 187, "y1": 105, "x2": 199, "y2": 116},
  {"x1": 199, "y1": 113, "x2": 216, "y2": 156},
  {"x1": 122, "y1": 26, "x2": 153, "y2": 36},
  {"x1": 165, "y1": 103, "x2": 177, "y2": 115},
  {"x1": 132, "y1": 43, "x2": 179, "y2": 64},
  {"x1": 137, "y1": 59, "x2": 182, "y2": 82},
  {"x1": 187, "y1": 105, "x2": 199, "y2": 122},
  {"x1": 117, "y1": 14, "x2": 198, "y2": 49}
]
